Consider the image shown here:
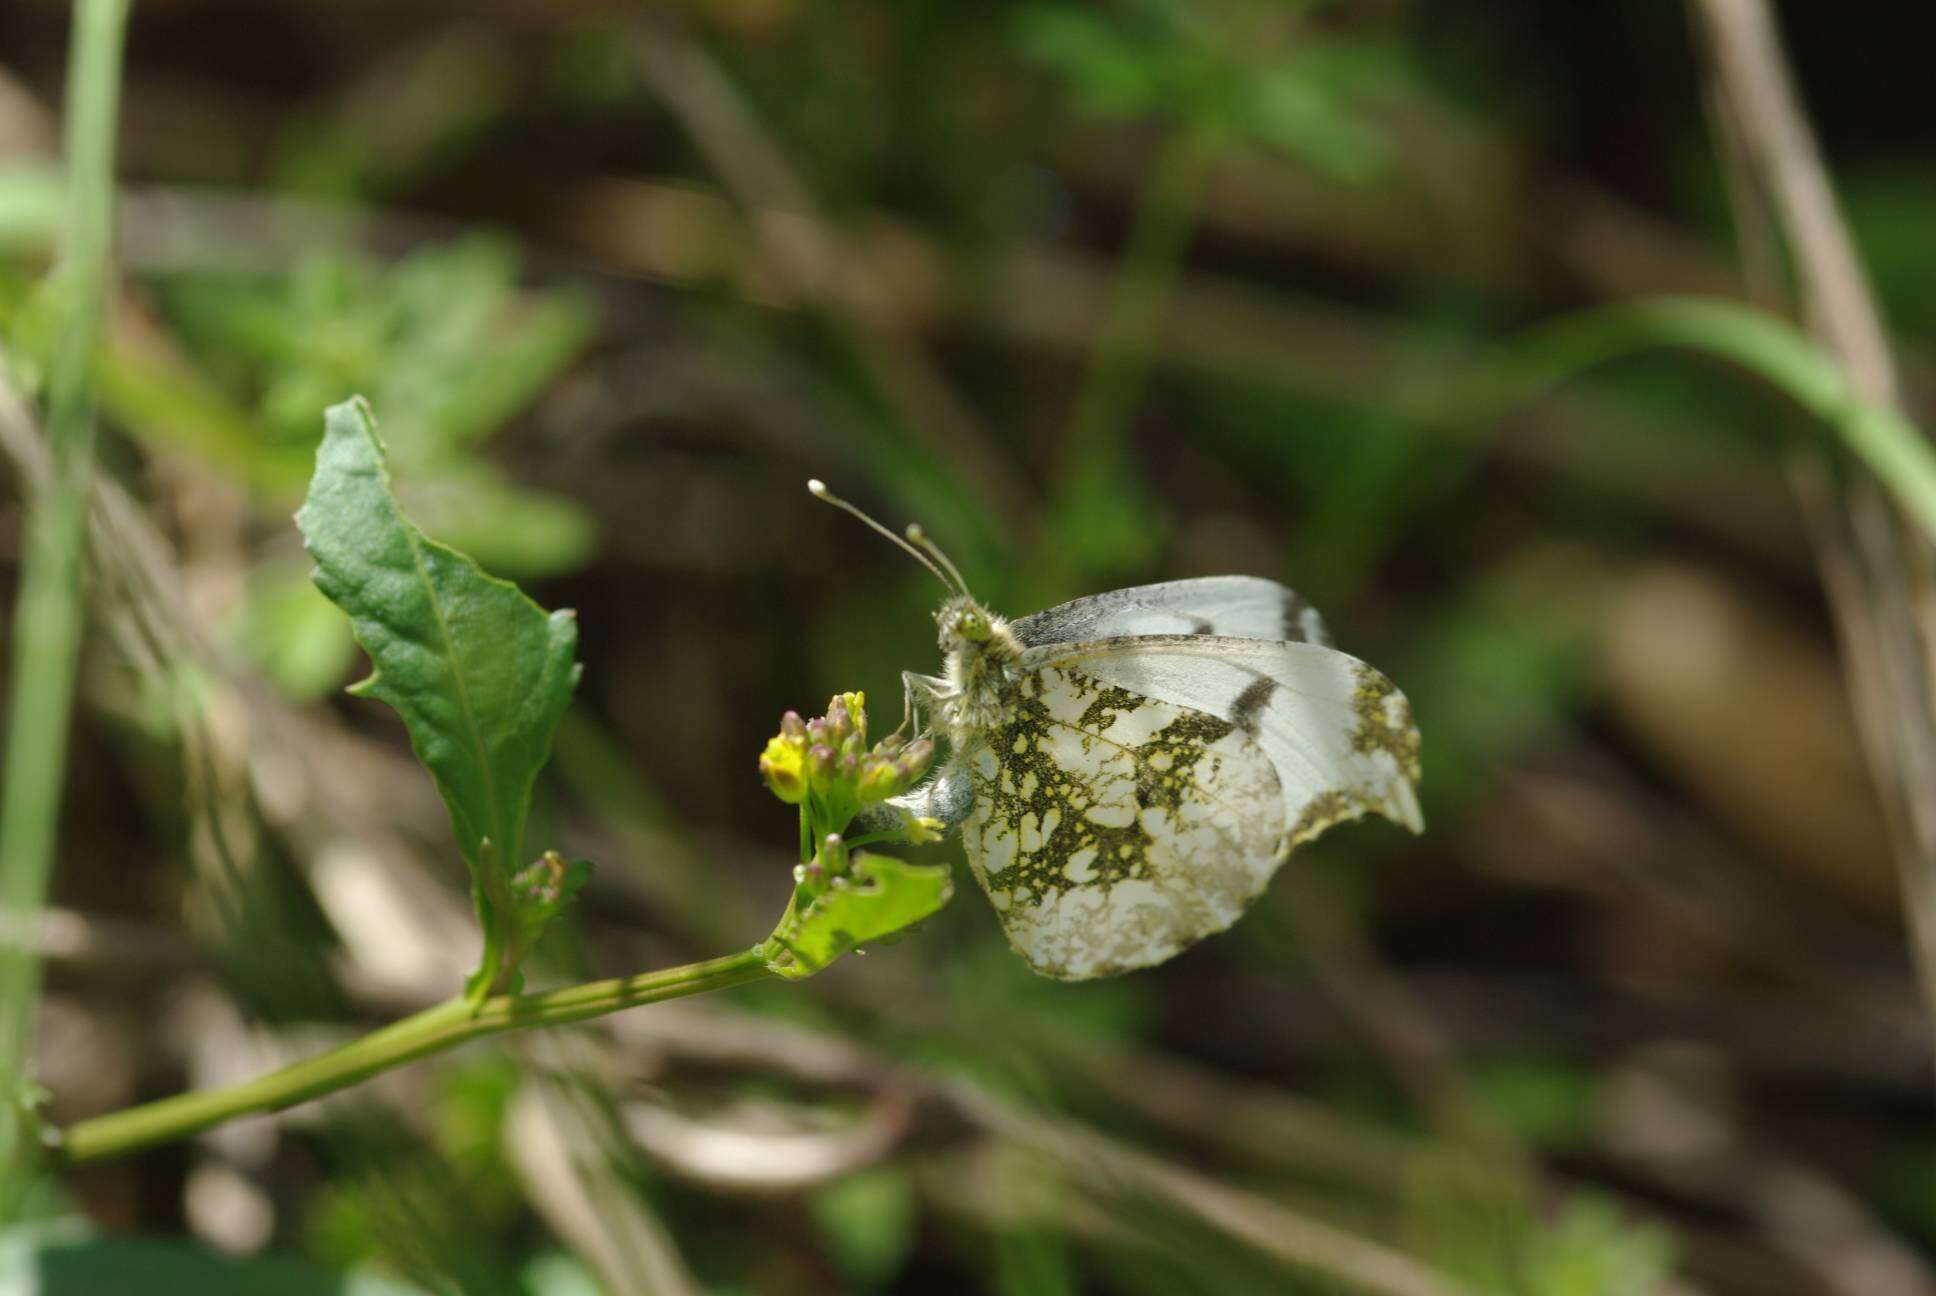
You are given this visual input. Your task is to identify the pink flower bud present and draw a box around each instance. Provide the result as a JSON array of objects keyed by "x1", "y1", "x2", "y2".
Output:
[
  {"x1": 856, "y1": 754, "x2": 899, "y2": 803},
  {"x1": 807, "y1": 743, "x2": 838, "y2": 794},
  {"x1": 826, "y1": 695, "x2": 855, "y2": 745},
  {"x1": 898, "y1": 737, "x2": 935, "y2": 783}
]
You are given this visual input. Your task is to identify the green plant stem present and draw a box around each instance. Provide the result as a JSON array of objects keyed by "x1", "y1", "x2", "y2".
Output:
[
  {"x1": 0, "y1": 0, "x2": 129, "y2": 1183},
  {"x1": 56, "y1": 945, "x2": 777, "y2": 1166}
]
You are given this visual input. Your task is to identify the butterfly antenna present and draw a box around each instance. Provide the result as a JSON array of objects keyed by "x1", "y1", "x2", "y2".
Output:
[
  {"x1": 807, "y1": 480, "x2": 956, "y2": 594},
  {"x1": 905, "y1": 523, "x2": 972, "y2": 600}
]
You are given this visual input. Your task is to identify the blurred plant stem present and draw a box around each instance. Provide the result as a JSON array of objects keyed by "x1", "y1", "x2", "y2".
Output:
[
  {"x1": 0, "y1": 0, "x2": 128, "y2": 1196},
  {"x1": 56, "y1": 946, "x2": 777, "y2": 1165},
  {"x1": 1695, "y1": 0, "x2": 1936, "y2": 1081},
  {"x1": 1044, "y1": 127, "x2": 1217, "y2": 590}
]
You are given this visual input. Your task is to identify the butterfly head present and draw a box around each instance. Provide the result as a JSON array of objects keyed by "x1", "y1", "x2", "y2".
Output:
[{"x1": 936, "y1": 594, "x2": 1019, "y2": 657}]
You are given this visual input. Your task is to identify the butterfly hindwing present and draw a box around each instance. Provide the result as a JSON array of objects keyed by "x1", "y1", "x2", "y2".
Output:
[
  {"x1": 1022, "y1": 635, "x2": 1423, "y2": 846},
  {"x1": 1013, "y1": 576, "x2": 1330, "y2": 649},
  {"x1": 959, "y1": 662, "x2": 1287, "y2": 980}
]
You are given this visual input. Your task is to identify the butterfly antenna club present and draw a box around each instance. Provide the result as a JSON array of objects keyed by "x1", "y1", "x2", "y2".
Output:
[
  {"x1": 905, "y1": 523, "x2": 972, "y2": 601},
  {"x1": 807, "y1": 479, "x2": 958, "y2": 594}
]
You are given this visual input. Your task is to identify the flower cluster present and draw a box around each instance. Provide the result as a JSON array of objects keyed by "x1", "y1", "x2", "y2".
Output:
[
  {"x1": 758, "y1": 692, "x2": 940, "y2": 885},
  {"x1": 759, "y1": 693, "x2": 931, "y2": 806}
]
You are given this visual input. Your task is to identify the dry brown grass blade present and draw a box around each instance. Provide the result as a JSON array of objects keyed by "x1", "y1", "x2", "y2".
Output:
[
  {"x1": 607, "y1": 999, "x2": 1481, "y2": 1296},
  {"x1": 1693, "y1": 0, "x2": 1936, "y2": 1069},
  {"x1": 948, "y1": 1081, "x2": 1483, "y2": 1296},
  {"x1": 508, "y1": 1069, "x2": 707, "y2": 1296}
]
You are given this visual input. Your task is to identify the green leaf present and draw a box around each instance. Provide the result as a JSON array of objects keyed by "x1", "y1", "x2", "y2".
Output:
[
  {"x1": 811, "y1": 1167, "x2": 918, "y2": 1286},
  {"x1": 1521, "y1": 1197, "x2": 1677, "y2": 1296},
  {"x1": 519, "y1": 1253, "x2": 607, "y2": 1296},
  {"x1": 296, "y1": 397, "x2": 580, "y2": 997},
  {"x1": 99, "y1": 344, "x2": 311, "y2": 500},
  {"x1": 232, "y1": 565, "x2": 359, "y2": 701},
  {"x1": 767, "y1": 853, "x2": 953, "y2": 981},
  {"x1": 1, "y1": 1221, "x2": 430, "y2": 1296}
]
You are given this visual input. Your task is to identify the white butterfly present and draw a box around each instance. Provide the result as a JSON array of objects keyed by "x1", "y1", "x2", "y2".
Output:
[{"x1": 814, "y1": 483, "x2": 1423, "y2": 981}]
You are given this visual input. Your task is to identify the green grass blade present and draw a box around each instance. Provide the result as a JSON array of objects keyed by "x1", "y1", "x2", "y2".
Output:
[
  {"x1": 0, "y1": 0, "x2": 129, "y2": 1199},
  {"x1": 1458, "y1": 296, "x2": 1936, "y2": 542}
]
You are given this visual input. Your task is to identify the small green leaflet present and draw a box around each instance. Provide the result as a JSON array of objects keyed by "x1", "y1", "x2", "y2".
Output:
[
  {"x1": 504, "y1": 851, "x2": 592, "y2": 992},
  {"x1": 766, "y1": 854, "x2": 953, "y2": 981},
  {"x1": 296, "y1": 397, "x2": 581, "y2": 999}
]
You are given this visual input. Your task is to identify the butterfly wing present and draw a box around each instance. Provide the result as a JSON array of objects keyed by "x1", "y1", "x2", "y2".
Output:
[
  {"x1": 958, "y1": 661, "x2": 1288, "y2": 980},
  {"x1": 1013, "y1": 576, "x2": 1330, "y2": 648},
  {"x1": 1021, "y1": 635, "x2": 1423, "y2": 844}
]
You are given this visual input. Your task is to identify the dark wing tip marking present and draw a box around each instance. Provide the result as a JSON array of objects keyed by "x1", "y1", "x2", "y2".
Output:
[
  {"x1": 1280, "y1": 588, "x2": 1312, "y2": 643},
  {"x1": 1230, "y1": 676, "x2": 1277, "y2": 737},
  {"x1": 1347, "y1": 662, "x2": 1422, "y2": 780}
]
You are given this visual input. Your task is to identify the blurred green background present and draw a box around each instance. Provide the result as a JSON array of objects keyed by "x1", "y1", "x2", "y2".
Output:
[{"x1": 3, "y1": 0, "x2": 1935, "y2": 1292}]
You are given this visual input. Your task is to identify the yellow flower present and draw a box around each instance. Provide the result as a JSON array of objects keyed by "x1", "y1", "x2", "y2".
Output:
[{"x1": 758, "y1": 735, "x2": 808, "y2": 803}]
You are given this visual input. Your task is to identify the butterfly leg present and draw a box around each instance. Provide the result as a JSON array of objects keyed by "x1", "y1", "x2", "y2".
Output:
[{"x1": 899, "y1": 671, "x2": 950, "y2": 739}]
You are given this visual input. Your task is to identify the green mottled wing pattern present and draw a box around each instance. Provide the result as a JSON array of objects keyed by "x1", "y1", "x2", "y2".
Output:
[
  {"x1": 1024, "y1": 635, "x2": 1422, "y2": 845},
  {"x1": 959, "y1": 663, "x2": 1287, "y2": 980}
]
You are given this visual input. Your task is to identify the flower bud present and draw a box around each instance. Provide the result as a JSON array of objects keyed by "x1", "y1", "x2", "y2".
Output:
[
  {"x1": 897, "y1": 737, "x2": 935, "y2": 783},
  {"x1": 838, "y1": 692, "x2": 868, "y2": 742},
  {"x1": 807, "y1": 743, "x2": 839, "y2": 795},
  {"x1": 806, "y1": 717, "x2": 829, "y2": 747},
  {"x1": 812, "y1": 832, "x2": 849, "y2": 880},
  {"x1": 826, "y1": 695, "x2": 855, "y2": 746},
  {"x1": 855, "y1": 753, "x2": 900, "y2": 803},
  {"x1": 780, "y1": 710, "x2": 807, "y2": 743},
  {"x1": 873, "y1": 733, "x2": 904, "y2": 758},
  {"x1": 759, "y1": 736, "x2": 808, "y2": 803}
]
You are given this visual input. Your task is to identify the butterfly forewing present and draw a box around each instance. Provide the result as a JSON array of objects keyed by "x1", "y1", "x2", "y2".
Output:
[
  {"x1": 1023, "y1": 635, "x2": 1423, "y2": 844},
  {"x1": 959, "y1": 662, "x2": 1288, "y2": 980},
  {"x1": 1013, "y1": 576, "x2": 1330, "y2": 649}
]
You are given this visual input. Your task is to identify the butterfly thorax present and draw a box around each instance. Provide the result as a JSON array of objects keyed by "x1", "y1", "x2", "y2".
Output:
[{"x1": 935, "y1": 595, "x2": 1023, "y2": 742}]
